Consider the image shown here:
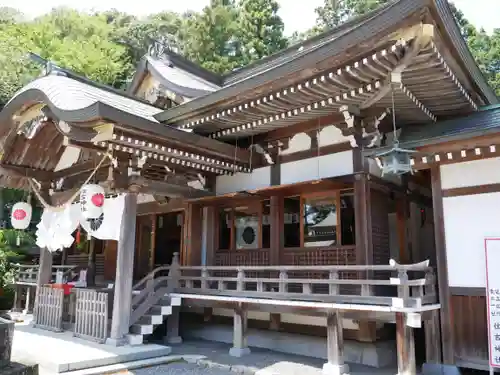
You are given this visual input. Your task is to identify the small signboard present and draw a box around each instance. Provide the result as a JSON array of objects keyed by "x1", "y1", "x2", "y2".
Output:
[{"x1": 485, "y1": 238, "x2": 500, "y2": 368}]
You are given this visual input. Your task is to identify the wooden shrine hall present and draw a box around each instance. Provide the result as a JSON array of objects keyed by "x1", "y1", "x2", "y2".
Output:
[{"x1": 1, "y1": 0, "x2": 498, "y2": 374}]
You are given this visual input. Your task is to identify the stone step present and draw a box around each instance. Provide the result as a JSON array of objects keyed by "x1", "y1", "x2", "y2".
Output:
[
  {"x1": 150, "y1": 304, "x2": 172, "y2": 315},
  {"x1": 138, "y1": 314, "x2": 163, "y2": 325},
  {"x1": 130, "y1": 323, "x2": 154, "y2": 335},
  {"x1": 126, "y1": 333, "x2": 144, "y2": 346}
]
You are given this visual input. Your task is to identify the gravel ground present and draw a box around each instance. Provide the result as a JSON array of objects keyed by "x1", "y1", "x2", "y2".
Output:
[{"x1": 122, "y1": 362, "x2": 234, "y2": 375}]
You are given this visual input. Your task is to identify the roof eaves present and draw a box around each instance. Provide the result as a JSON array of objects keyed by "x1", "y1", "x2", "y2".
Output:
[
  {"x1": 164, "y1": 50, "x2": 223, "y2": 86},
  {"x1": 221, "y1": 1, "x2": 395, "y2": 86},
  {"x1": 127, "y1": 57, "x2": 149, "y2": 95},
  {"x1": 154, "y1": 0, "x2": 426, "y2": 124},
  {"x1": 433, "y1": 0, "x2": 498, "y2": 105},
  {"x1": 363, "y1": 107, "x2": 500, "y2": 156}
]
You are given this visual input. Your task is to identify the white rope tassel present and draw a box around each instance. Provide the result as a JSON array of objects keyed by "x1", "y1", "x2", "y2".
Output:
[{"x1": 28, "y1": 152, "x2": 112, "y2": 211}]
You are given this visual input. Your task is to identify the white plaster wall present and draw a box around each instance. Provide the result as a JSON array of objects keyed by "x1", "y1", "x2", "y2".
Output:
[
  {"x1": 280, "y1": 150, "x2": 353, "y2": 185},
  {"x1": 215, "y1": 166, "x2": 271, "y2": 195},
  {"x1": 441, "y1": 159, "x2": 500, "y2": 287},
  {"x1": 441, "y1": 157, "x2": 500, "y2": 189},
  {"x1": 54, "y1": 145, "x2": 81, "y2": 172},
  {"x1": 280, "y1": 132, "x2": 310, "y2": 155},
  {"x1": 280, "y1": 126, "x2": 350, "y2": 156},
  {"x1": 319, "y1": 125, "x2": 350, "y2": 147},
  {"x1": 443, "y1": 192, "x2": 500, "y2": 288}
]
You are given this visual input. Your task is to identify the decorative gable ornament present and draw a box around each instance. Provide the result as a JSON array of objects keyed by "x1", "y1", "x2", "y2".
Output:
[
  {"x1": 374, "y1": 145, "x2": 416, "y2": 176},
  {"x1": 80, "y1": 184, "x2": 105, "y2": 220},
  {"x1": 11, "y1": 202, "x2": 32, "y2": 230}
]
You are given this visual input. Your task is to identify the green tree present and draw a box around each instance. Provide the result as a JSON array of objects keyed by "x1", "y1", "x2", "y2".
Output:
[
  {"x1": 303, "y1": 0, "x2": 499, "y2": 97},
  {"x1": 0, "y1": 7, "x2": 24, "y2": 24},
  {"x1": 237, "y1": 0, "x2": 288, "y2": 64},
  {"x1": 112, "y1": 11, "x2": 186, "y2": 64},
  {"x1": 182, "y1": 0, "x2": 242, "y2": 74},
  {"x1": 0, "y1": 7, "x2": 133, "y2": 106},
  {"x1": 314, "y1": 0, "x2": 389, "y2": 31}
]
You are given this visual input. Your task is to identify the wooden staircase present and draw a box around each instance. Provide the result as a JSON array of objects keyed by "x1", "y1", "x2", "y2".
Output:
[
  {"x1": 127, "y1": 295, "x2": 181, "y2": 345},
  {"x1": 127, "y1": 253, "x2": 181, "y2": 346}
]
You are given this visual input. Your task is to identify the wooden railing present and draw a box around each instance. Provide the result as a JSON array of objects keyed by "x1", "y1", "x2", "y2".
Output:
[
  {"x1": 33, "y1": 286, "x2": 64, "y2": 331},
  {"x1": 129, "y1": 253, "x2": 180, "y2": 327},
  {"x1": 13, "y1": 264, "x2": 76, "y2": 285},
  {"x1": 74, "y1": 289, "x2": 109, "y2": 343},
  {"x1": 129, "y1": 255, "x2": 436, "y2": 330},
  {"x1": 175, "y1": 259, "x2": 437, "y2": 309}
]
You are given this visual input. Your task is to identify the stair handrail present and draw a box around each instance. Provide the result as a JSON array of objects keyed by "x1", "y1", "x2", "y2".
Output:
[
  {"x1": 129, "y1": 252, "x2": 181, "y2": 328},
  {"x1": 132, "y1": 265, "x2": 171, "y2": 292}
]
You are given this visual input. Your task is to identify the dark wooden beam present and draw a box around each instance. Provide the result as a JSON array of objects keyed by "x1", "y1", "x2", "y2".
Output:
[
  {"x1": 442, "y1": 182, "x2": 500, "y2": 198},
  {"x1": 53, "y1": 159, "x2": 111, "y2": 179},
  {"x1": 430, "y1": 165, "x2": 454, "y2": 364},
  {"x1": 0, "y1": 164, "x2": 54, "y2": 180}
]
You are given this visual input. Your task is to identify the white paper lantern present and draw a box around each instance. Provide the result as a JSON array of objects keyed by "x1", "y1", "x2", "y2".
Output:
[
  {"x1": 80, "y1": 184, "x2": 105, "y2": 220},
  {"x1": 11, "y1": 202, "x2": 32, "y2": 230}
]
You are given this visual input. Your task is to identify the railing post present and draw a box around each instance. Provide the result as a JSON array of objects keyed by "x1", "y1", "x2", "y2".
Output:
[
  {"x1": 229, "y1": 303, "x2": 251, "y2": 357},
  {"x1": 323, "y1": 310, "x2": 349, "y2": 375},
  {"x1": 237, "y1": 268, "x2": 244, "y2": 292},
  {"x1": 396, "y1": 270, "x2": 410, "y2": 308},
  {"x1": 201, "y1": 268, "x2": 208, "y2": 291},
  {"x1": 329, "y1": 271, "x2": 339, "y2": 296},
  {"x1": 396, "y1": 312, "x2": 417, "y2": 375},
  {"x1": 162, "y1": 252, "x2": 182, "y2": 345},
  {"x1": 279, "y1": 269, "x2": 287, "y2": 294},
  {"x1": 169, "y1": 252, "x2": 181, "y2": 291},
  {"x1": 425, "y1": 269, "x2": 436, "y2": 297}
]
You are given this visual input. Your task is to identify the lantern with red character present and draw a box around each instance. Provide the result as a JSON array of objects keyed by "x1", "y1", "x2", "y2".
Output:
[
  {"x1": 11, "y1": 202, "x2": 32, "y2": 230},
  {"x1": 80, "y1": 184, "x2": 105, "y2": 220}
]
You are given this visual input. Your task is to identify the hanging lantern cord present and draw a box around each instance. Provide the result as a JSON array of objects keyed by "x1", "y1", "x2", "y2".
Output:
[
  {"x1": 233, "y1": 138, "x2": 238, "y2": 174},
  {"x1": 391, "y1": 86, "x2": 398, "y2": 145},
  {"x1": 317, "y1": 118, "x2": 321, "y2": 180},
  {"x1": 249, "y1": 135, "x2": 254, "y2": 172}
]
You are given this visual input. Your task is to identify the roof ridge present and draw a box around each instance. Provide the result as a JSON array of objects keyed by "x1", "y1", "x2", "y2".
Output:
[{"x1": 28, "y1": 53, "x2": 162, "y2": 109}]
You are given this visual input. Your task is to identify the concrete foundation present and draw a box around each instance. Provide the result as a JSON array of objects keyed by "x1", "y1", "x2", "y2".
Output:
[{"x1": 183, "y1": 323, "x2": 397, "y2": 368}]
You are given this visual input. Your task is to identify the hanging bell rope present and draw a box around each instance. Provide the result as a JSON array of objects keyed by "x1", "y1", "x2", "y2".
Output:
[{"x1": 28, "y1": 152, "x2": 113, "y2": 211}]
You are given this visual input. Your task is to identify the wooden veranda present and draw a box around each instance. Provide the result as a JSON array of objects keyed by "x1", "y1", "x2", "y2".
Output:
[{"x1": 1, "y1": 1, "x2": 498, "y2": 374}]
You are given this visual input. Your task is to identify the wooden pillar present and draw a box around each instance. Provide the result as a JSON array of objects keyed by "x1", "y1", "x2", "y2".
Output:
[
  {"x1": 184, "y1": 203, "x2": 202, "y2": 266},
  {"x1": 12, "y1": 285, "x2": 19, "y2": 312},
  {"x1": 425, "y1": 310, "x2": 442, "y2": 363},
  {"x1": 22, "y1": 286, "x2": 31, "y2": 315},
  {"x1": 150, "y1": 214, "x2": 157, "y2": 271},
  {"x1": 34, "y1": 247, "x2": 52, "y2": 315},
  {"x1": 205, "y1": 206, "x2": 216, "y2": 267},
  {"x1": 396, "y1": 312, "x2": 417, "y2": 375},
  {"x1": 396, "y1": 197, "x2": 409, "y2": 263},
  {"x1": 165, "y1": 305, "x2": 182, "y2": 345},
  {"x1": 430, "y1": 166, "x2": 454, "y2": 364},
  {"x1": 87, "y1": 238, "x2": 96, "y2": 287},
  {"x1": 107, "y1": 193, "x2": 137, "y2": 346},
  {"x1": 229, "y1": 303, "x2": 251, "y2": 357},
  {"x1": 353, "y1": 155, "x2": 376, "y2": 342},
  {"x1": 409, "y1": 202, "x2": 421, "y2": 263},
  {"x1": 323, "y1": 311, "x2": 349, "y2": 375}
]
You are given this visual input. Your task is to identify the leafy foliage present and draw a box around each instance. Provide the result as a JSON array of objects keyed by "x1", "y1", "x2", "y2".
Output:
[
  {"x1": 0, "y1": 229, "x2": 33, "y2": 288},
  {"x1": 0, "y1": 0, "x2": 498, "y2": 106},
  {"x1": 304, "y1": 0, "x2": 500, "y2": 97}
]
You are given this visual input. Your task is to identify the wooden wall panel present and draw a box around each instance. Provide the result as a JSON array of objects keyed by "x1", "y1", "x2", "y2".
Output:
[
  {"x1": 370, "y1": 189, "x2": 391, "y2": 268},
  {"x1": 451, "y1": 295, "x2": 489, "y2": 368},
  {"x1": 103, "y1": 240, "x2": 118, "y2": 280}
]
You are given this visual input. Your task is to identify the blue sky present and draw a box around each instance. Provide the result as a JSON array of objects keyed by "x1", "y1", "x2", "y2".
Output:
[{"x1": 1, "y1": 0, "x2": 498, "y2": 35}]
